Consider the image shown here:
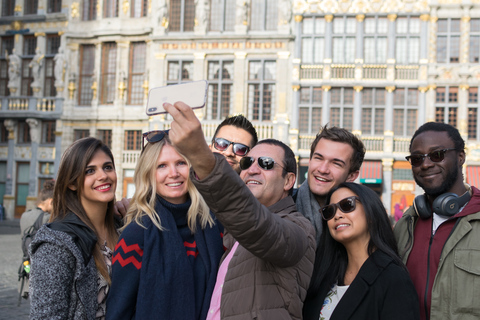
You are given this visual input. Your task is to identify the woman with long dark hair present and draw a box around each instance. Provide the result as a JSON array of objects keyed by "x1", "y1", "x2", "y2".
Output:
[
  {"x1": 106, "y1": 131, "x2": 224, "y2": 320},
  {"x1": 303, "y1": 182, "x2": 419, "y2": 320},
  {"x1": 30, "y1": 137, "x2": 120, "y2": 319}
]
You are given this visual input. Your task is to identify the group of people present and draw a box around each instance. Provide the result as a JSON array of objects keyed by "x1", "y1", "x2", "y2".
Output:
[{"x1": 24, "y1": 100, "x2": 480, "y2": 320}]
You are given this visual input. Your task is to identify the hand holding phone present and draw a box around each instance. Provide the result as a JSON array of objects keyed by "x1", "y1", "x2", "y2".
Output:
[{"x1": 146, "y1": 80, "x2": 208, "y2": 116}]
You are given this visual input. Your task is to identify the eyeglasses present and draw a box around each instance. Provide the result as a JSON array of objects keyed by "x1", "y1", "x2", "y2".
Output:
[
  {"x1": 142, "y1": 130, "x2": 169, "y2": 152},
  {"x1": 239, "y1": 156, "x2": 285, "y2": 171},
  {"x1": 320, "y1": 196, "x2": 361, "y2": 221},
  {"x1": 405, "y1": 148, "x2": 456, "y2": 167},
  {"x1": 213, "y1": 138, "x2": 250, "y2": 156}
]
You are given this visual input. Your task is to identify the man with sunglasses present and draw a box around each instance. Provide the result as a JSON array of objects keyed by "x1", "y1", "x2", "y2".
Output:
[
  {"x1": 164, "y1": 101, "x2": 315, "y2": 320},
  {"x1": 210, "y1": 115, "x2": 258, "y2": 174},
  {"x1": 394, "y1": 122, "x2": 480, "y2": 320}
]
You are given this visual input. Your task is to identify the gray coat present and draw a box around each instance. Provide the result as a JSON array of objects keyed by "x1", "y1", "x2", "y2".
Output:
[{"x1": 29, "y1": 223, "x2": 98, "y2": 320}]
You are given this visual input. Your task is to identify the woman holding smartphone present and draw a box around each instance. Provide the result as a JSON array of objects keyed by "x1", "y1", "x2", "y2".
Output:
[
  {"x1": 106, "y1": 130, "x2": 224, "y2": 320},
  {"x1": 30, "y1": 137, "x2": 120, "y2": 319},
  {"x1": 303, "y1": 182, "x2": 419, "y2": 320}
]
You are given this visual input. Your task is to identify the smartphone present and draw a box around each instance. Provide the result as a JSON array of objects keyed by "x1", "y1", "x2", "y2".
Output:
[{"x1": 146, "y1": 80, "x2": 208, "y2": 116}]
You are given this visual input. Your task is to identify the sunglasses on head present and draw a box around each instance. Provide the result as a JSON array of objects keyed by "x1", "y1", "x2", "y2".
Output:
[
  {"x1": 320, "y1": 196, "x2": 361, "y2": 221},
  {"x1": 405, "y1": 148, "x2": 456, "y2": 167},
  {"x1": 213, "y1": 138, "x2": 250, "y2": 156},
  {"x1": 239, "y1": 156, "x2": 285, "y2": 171},
  {"x1": 142, "y1": 130, "x2": 170, "y2": 152}
]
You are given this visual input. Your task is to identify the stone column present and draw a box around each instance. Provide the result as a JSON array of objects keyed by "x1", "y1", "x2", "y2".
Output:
[
  {"x1": 356, "y1": 14, "x2": 365, "y2": 61},
  {"x1": 26, "y1": 119, "x2": 40, "y2": 210},
  {"x1": 294, "y1": 15, "x2": 303, "y2": 59},
  {"x1": 53, "y1": 122, "x2": 62, "y2": 178},
  {"x1": 324, "y1": 15, "x2": 333, "y2": 60},
  {"x1": 3, "y1": 120, "x2": 16, "y2": 219},
  {"x1": 418, "y1": 87, "x2": 428, "y2": 124},
  {"x1": 425, "y1": 85, "x2": 437, "y2": 122},
  {"x1": 458, "y1": 84, "x2": 469, "y2": 137},
  {"x1": 353, "y1": 86, "x2": 363, "y2": 131},
  {"x1": 233, "y1": 52, "x2": 247, "y2": 114},
  {"x1": 382, "y1": 158, "x2": 393, "y2": 215},
  {"x1": 193, "y1": 52, "x2": 206, "y2": 119},
  {"x1": 385, "y1": 86, "x2": 395, "y2": 132},
  {"x1": 322, "y1": 86, "x2": 331, "y2": 126}
]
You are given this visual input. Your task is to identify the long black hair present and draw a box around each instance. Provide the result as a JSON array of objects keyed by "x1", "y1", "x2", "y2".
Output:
[{"x1": 308, "y1": 182, "x2": 403, "y2": 301}]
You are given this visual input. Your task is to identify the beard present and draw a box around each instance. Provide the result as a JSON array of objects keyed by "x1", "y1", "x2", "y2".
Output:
[{"x1": 414, "y1": 159, "x2": 459, "y2": 198}]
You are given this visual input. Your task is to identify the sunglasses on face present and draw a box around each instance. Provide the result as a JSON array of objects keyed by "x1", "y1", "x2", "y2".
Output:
[
  {"x1": 213, "y1": 138, "x2": 250, "y2": 156},
  {"x1": 320, "y1": 196, "x2": 361, "y2": 221},
  {"x1": 142, "y1": 130, "x2": 169, "y2": 152},
  {"x1": 239, "y1": 156, "x2": 285, "y2": 171},
  {"x1": 405, "y1": 148, "x2": 456, "y2": 167}
]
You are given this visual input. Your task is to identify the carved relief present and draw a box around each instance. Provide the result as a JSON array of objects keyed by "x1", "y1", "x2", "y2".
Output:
[{"x1": 294, "y1": 0, "x2": 429, "y2": 14}]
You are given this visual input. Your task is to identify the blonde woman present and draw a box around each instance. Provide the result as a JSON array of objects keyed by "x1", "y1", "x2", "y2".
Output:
[{"x1": 106, "y1": 131, "x2": 224, "y2": 320}]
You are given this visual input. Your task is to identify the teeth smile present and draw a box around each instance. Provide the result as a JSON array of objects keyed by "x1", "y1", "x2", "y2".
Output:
[
  {"x1": 167, "y1": 183, "x2": 182, "y2": 187},
  {"x1": 96, "y1": 185, "x2": 110, "y2": 190},
  {"x1": 247, "y1": 181, "x2": 260, "y2": 185},
  {"x1": 315, "y1": 177, "x2": 328, "y2": 182},
  {"x1": 336, "y1": 224, "x2": 350, "y2": 230}
]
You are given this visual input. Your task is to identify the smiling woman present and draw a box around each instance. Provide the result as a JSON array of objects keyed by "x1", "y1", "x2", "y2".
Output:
[
  {"x1": 106, "y1": 132, "x2": 224, "y2": 320},
  {"x1": 303, "y1": 182, "x2": 420, "y2": 320},
  {"x1": 29, "y1": 137, "x2": 121, "y2": 320}
]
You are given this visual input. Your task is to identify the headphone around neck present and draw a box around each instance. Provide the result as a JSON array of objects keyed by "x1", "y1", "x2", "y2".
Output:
[{"x1": 413, "y1": 186, "x2": 472, "y2": 219}]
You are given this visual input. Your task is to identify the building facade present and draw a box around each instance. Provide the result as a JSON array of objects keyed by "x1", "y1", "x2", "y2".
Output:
[{"x1": 1, "y1": 0, "x2": 480, "y2": 220}]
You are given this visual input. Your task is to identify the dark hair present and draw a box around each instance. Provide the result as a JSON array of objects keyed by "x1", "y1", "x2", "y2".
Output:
[
  {"x1": 256, "y1": 139, "x2": 296, "y2": 195},
  {"x1": 310, "y1": 125, "x2": 365, "y2": 173},
  {"x1": 38, "y1": 179, "x2": 55, "y2": 203},
  {"x1": 212, "y1": 114, "x2": 258, "y2": 147},
  {"x1": 308, "y1": 182, "x2": 404, "y2": 300},
  {"x1": 409, "y1": 122, "x2": 465, "y2": 152},
  {"x1": 51, "y1": 137, "x2": 118, "y2": 283}
]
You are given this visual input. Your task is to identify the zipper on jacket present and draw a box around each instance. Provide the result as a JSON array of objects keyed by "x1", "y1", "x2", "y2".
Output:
[{"x1": 424, "y1": 232, "x2": 434, "y2": 319}]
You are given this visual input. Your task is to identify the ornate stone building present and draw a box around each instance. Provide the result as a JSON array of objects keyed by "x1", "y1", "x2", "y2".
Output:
[{"x1": 0, "y1": 0, "x2": 479, "y2": 219}]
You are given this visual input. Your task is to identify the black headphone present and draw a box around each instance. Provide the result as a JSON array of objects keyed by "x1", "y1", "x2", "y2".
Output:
[{"x1": 413, "y1": 187, "x2": 472, "y2": 219}]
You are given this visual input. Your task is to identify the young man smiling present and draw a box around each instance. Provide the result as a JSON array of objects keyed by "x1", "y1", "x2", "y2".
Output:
[{"x1": 394, "y1": 122, "x2": 480, "y2": 320}]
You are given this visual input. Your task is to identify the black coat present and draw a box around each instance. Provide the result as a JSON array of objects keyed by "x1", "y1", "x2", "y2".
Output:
[{"x1": 303, "y1": 250, "x2": 420, "y2": 320}]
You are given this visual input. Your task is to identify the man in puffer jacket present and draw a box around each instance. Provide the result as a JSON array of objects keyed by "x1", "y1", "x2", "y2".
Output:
[{"x1": 165, "y1": 101, "x2": 316, "y2": 320}]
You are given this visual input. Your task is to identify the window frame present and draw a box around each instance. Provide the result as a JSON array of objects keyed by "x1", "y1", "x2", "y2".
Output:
[
  {"x1": 128, "y1": 42, "x2": 146, "y2": 105},
  {"x1": 78, "y1": 44, "x2": 96, "y2": 106},
  {"x1": 168, "y1": 0, "x2": 195, "y2": 32},
  {"x1": 393, "y1": 88, "x2": 419, "y2": 136},
  {"x1": 361, "y1": 88, "x2": 386, "y2": 135},
  {"x1": 209, "y1": 0, "x2": 236, "y2": 32},
  {"x1": 83, "y1": 0, "x2": 97, "y2": 21},
  {"x1": 206, "y1": 60, "x2": 234, "y2": 120},
  {"x1": 329, "y1": 87, "x2": 354, "y2": 131},
  {"x1": 436, "y1": 18, "x2": 461, "y2": 63},
  {"x1": 100, "y1": 42, "x2": 117, "y2": 105},
  {"x1": 124, "y1": 130, "x2": 142, "y2": 150},
  {"x1": 247, "y1": 59, "x2": 277, "y2": 122},
  {"x1": 41, "y1": 120, "x2": 56, "y2": 144},
  {"x1": 435, "y1": 86, "x2": 458, "y2": 127},
  {"x1": 332, "y1": 16, "x2": 357, "y2": 64},
  {"x1": 298, "y1": 86, "x2": 323, "y2": 134},
  {"x1": 301, "y1": 16, "x2": 325, "y2": 65},
  {"x1": 363, "y1": 16, "x2": 388, "y2": 64},
  {"x1": 250, "y1": 0, "x2": 278, "y2": 31}
]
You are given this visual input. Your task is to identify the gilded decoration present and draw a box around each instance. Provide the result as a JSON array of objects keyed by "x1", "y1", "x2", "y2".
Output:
[
  {"x1": 293, "y1": 0, "x2": 429, "y2": 14},
  {"x1": 71, "y1": 2, "x2": 79, "y2": 18}
]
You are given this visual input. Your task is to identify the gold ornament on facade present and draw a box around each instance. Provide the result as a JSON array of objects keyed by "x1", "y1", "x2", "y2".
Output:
[
  {"x1": 461, "y1": 16, "x2": 471, "y2": 23},
  {"x1": 123, "y1": 0, "x2": 129, "y2": 14},
  {"x1": 325, "y1": 14, "x2": 333, "y2": 23},
  {"x1": 419, "y1": 14, "x2": 429, "y2": 21},
  {"x1": 460, "y1": 84, "x2": 470, "y2": 91},
  {"x1": 322, "y1": 85, "x2": 331, "y2": 91},
  {"x1": 161, "y1": 17, "x2": 169, "y2": 28},
  {"x1": 354, "y1": 86, "x2": 363, "y2": 92},
  {"x1": 91, "y1": 81, "x2": 97, "y2": 100},
  {"x1": 142, "y1": 80, "x2": 149, "y2": 99},
  {"x1": 295, "y1": 15, "x2": 303, "y2": 23},
  {"x1": 356, "y1": 14, "x2": 365, "y2": 22},
  {"x1": 34, "y1": 32, "x2": 46, "y2": 37},
  {"x1": 68, "y1": 81, "x2": 76, "y2": 100},
  {"x1": 118, "y1": 81, "x2": 126, "y2": 100},
  {"x1": 427, "y1": 84, "x2": 437, "y2": 91},
  {"x1": 351, "y1": 0, "x2": 368, "y2": 13},
  {"x1": 14, "y1": 5, "x2": 22, "y2": 12},
  {"x1": 292, "y1": 85, "x2": 300, "y2": 91},
  {"x1": 385, "y1": 86, "x2": 395, "y2": 93},
  {"x1": 418, "y1": 86, "x2": 428, "y2": 93},
  {"x1": 387, "y1": 14, "x2": 397, "y2": 22},
  {"x1": 71, "y1": 2, "x2": 79, "y2": 18}
]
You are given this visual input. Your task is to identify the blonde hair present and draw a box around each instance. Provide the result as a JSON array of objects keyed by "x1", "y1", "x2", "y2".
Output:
[{"x1": 123, "y1": 137, "x2": 213, "y2": 233}]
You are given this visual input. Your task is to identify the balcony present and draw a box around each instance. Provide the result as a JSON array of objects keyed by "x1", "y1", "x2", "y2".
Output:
[
  {"x1": 393, "y1": 137, "x2": 410, "y2": 153},
  {"x1": 331, "y1": 64, "x2": 355, "y2": 80},
  {"x1": 300, "y1": 65, "x2": 323, "y2": 80},
  {"x1": 0, "y1": 96, "x2": 63, "y2": 118},
  {"x1": 395, "y1": 66, "x2": 419, "y2": 81},
  {"x1": 363, "y1": 65, "x2": 387, "y2": 80}
]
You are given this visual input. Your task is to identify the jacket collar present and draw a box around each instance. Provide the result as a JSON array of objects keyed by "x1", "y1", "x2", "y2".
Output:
[{"x1": 268, "y1": 195, "x2": 296, "y2": 214}]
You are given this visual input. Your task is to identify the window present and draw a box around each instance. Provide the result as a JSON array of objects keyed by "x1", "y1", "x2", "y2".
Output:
[
  {"x1": 0, "y1": 37, "x2": 14, "y2": 96},
  {"x1": 468, "y1": 87, "x2": 478, "y2": 139},
  {"x1": 104, "y1": 0, "x2": 118, "y2": 17},
  {"x1": 301, "y1": 17, "x2": 325, "y2": 64},
  {"x1": 210, "y1": 0, "x2": 235, "y2": 32},
  {"x1": 125, "y1": 130, "x2": 142, "y2": 150},
  {"x1": 131, "y1": 0, "x2": 147, "y2": 17},
  {"x1": 437, "y1": 18, "x2": 461, "y2": 63},
  {"x1": 361, "y1": 88, "x2": 385, "y2": 135},
  {"x1": 167, "y1": 61, "x2": 193, "y2": 84},
  {"x1": 2, "y1": 0, "x2": 15, "y2": 16},
  {"x1": 332, "y1": 17, "x2": 356, "y2": 63},
  {"x1": 41, "y1": 121, "x2": 56, "y2": 144},
  {"x1": 250, "y1": 0, "x2": 278, "y2": 31},
  {"x1": 169, "y1": 0, "x2": 195, "y2": 32},
  {"x1": 393, "y1": 168, "x2": 413, "y2": 180},
  {"x1": 395, "y1": 17, "x2": 420, "y2": 64},
  {"x1": 248, "y1": 60, "x2": 276, "y2": 121},
  {"x1": 16, "y1": 163, "x2": 30, "y2": 216},
  {"x1": 0, "y1": 121, "x2": 8, "y2": 143},
  {"x1": 21, "y1": 36, "x2": 37, "y2": 96},
  {"x1": 128, "y1": 42, "x2": 146, "y2": 105},
  {"x1": 298, "y1": 87, "x2": 322, "y2": 134},
  {"x1": 74, "y1": 129, "x2": 90, "y2": 140},
  {"x1": 100, "y1": 43, "x2": 117, "y2": 104},
  {"x1": 44, "y1": 35, "x2": 61, "y2": 97},
  {"x1": 470, "y1": 19, "x2": 480, "y2": 63},
  {"x1": 393, "y1": 88, "x2": 418, "y2": 136},
  {"x1": 24, "y1": 0, "x2": 38, "y2": 14},
  {"x1": 0, "y1": 162, "x2": 6, "y2": 204},
  {"x1": 207, "y1": 61, "x2": 234, "y2": 120},
  {"x1": 364, "y1": 17, "x2": 388, "y2": 64},
  {"x1": 83, "y1": 0, "x2": 97, "y2": 20},
  {"x1": 18, "y1": 120, "x2": 31, "y2": 144},
  {"x1": 48, "y1": 0, "x2": 62, "y2": 13},
  {"x1": 330, "y1": 87, "x2": 354, "y2": 131},
  {"x1": 435, "y1": 87, "x2": 458, "y2": 126},
  {"x1": 78, "y1": 45, "x2": 95, "y2": 106},
  {"x1": 98, "y1": 129, "x2": 113, "y2": 148}
]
